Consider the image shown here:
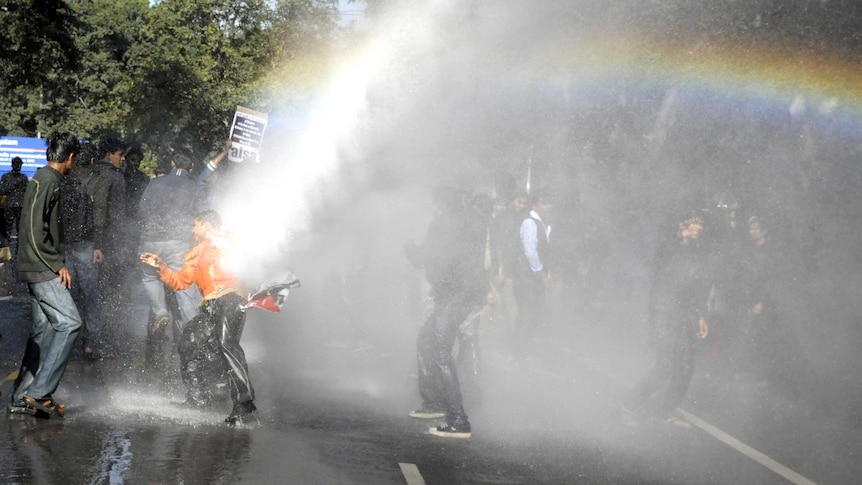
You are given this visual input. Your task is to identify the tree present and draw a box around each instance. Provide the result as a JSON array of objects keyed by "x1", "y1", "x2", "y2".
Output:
[
  {"x1": 127, "y1": 0, "x2": 340, "y2": 159},
  {"x1": 0, "y1": 0, "x2": 79, "y2": 136}
]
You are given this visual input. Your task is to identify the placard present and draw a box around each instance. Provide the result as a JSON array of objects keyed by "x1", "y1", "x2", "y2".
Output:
[{"x1": 228, "y1": 106, "x2": 268, "y2": 163}]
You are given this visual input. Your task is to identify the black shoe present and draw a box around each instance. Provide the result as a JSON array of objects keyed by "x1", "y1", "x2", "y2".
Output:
[
  {"x1": 428, "y1": 422, "x2": 471, "y2": 439},
  {"x1": 225, "y1": 400, "x2": 256, "y2": 425}
]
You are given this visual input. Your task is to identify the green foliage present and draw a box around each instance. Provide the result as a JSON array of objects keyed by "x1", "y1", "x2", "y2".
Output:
[
  {"x1": 0, "y1": 0, "x2": 341, "y2": 161},
  {"x1": 0, "y1": 0, "x2": 80, "y2": 136}
]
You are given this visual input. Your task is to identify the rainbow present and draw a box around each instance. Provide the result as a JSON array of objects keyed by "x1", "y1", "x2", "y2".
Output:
[{"x1": 531, "y1": 30, "x2": 862, "y2": 140}]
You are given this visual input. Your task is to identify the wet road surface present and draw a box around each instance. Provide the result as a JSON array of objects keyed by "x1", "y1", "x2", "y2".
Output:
[{"x1": 0, "y1": 273, "x2": 853, "y2": 484}]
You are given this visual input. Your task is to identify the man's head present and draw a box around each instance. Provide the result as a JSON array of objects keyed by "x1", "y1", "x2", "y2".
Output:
[
  {"x1": 77, "y1": 142, "x2": 99, "y2": 167},
  {"x1": 98, "y1": 138, "x2": 126, "y2": 168},
  {"x1": 677, "y1": 214, "x2": 705, "y2": 243},
  {"x1": 748, "y1": 215, "x2": 767, "y2": 245},
  {"x1": 530, "y1": 189, "x2": 553, "y2": 220},
  {"x1": 431, "y1": 184, "x2": 464, "y2": 215},
  {"x1": 511, "y1": 192, "x2": 528, "y2": 213},
  {"x1": 193, "y1": 210, "x2": 221, "y2": 242},
  {"x1": 124, "y1": 145, "x2": 144, "y2": 170},
  {"x1": 46, "y1": 131, "x2": 79, "y2": 174},
  {"x1": 171, "y1": 153, "x2": 193, "y2": 171},
  {"x1": 11, "y1": 157, "x2": 23, "y2": 172}
]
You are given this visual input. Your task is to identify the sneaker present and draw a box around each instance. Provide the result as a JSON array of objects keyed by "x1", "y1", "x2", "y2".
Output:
[
  {"x1": 428, "y1": 422, "x2": 471, "y2": 439},
  {"x1": 409, "y1": 407, "x2": 445, "y2": 419},
  {"x1": 225, "y1": 400, "x2": 256, "y2": 425}
]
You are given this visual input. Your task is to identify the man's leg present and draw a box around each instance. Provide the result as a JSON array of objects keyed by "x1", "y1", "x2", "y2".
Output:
[
  {"x1": 429, "y1": 297, "x2": 474, "y2": 435},
  {"x1": 512, "y1": 274, "x2": 541, "y2": 360},
  {"x1": 67, "y1": 242, "x2": 100, "y2": 352},
  {"x1": 178, "y1": 312, "x2": 224, "y2": 406},
  {"x1": 663, "y1": 325, "x2": 698, "y2": 413},
  {"x1": 212, "y1": 294, "x2": 257, "y2": 424},
  {"x1": 415, "y1": 309, "x2": 447, "y2": 416},
  {"x1": 623, "y1": 313, "x2": 676, "y2": 416},
  {"x1": 216, "y1": 294, "x2": 254, "y2": 405},
  {"x1": 10, "y1": 284, "x2": 51, "y2": 403},
  {"x1": 24, "y1": 278, "x2": 83, "y2": 401}
]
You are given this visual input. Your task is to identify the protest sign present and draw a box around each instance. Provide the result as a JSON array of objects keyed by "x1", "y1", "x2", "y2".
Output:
[{"x1": 228, "y1": 106, "x2": 268, "y2": 163}]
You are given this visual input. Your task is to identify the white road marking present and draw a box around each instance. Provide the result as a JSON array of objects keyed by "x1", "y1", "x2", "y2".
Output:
[
  {"x1": 399, "y1": 462, "x2": 426, "y2": 485},
  {"x1": 560, "y1": 348, "x2": 819, "y2": 484},
  {"x1": 678, "y1": 409, "x2": 817, "y2": 485}
]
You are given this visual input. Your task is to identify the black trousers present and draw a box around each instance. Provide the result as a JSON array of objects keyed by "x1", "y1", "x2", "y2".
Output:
[
  {"x1": 179, "y1": 293, "x2": 254, "y2": 405},
  {"x1": 626, "y1": 311, "x2": 697, "y2": 415},
  {"x1": 512, "y1": 272, "x2": 546, "y2": 358},
  {"x1": 416, "y1": 293, "x2": 475, "y2": 426}
]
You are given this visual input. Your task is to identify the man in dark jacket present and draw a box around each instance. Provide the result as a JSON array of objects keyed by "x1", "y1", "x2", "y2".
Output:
[
  {"x1": 8, "y1": 132, "x2": 82, "y2": 418},
  {"x1": 89, "y1": 138, "x2": 127, "y2": 337},
  {"x1": 622, "y1": 212, "x2": 711, "y2": 428},
  {"x1": 404, "y1": 185, "x2": 488, "y2": 439},
  {"x1": 0, "y1": 156, "x2": 30, "y2": 239},
  {"x1": 61, "y1": 142, "x2": 100, "y2": 357},
  {"x1": 137, "y1": 152, "x2": 203, "y2": 366}
]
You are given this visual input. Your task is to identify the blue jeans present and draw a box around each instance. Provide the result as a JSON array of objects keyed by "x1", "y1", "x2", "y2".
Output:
[
  {"x1": 138, "y1": 240, "x2": 201, "y2": 331},
  {"x1": 12, "y1": 277, "x2": 83, "y2": 402},
  {"x1": 66, "y1": 241, "x2": 100, "y2": 347}
]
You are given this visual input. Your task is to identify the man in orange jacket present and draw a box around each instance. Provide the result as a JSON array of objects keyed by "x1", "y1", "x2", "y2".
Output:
[{"x1": 140, "y1": 210, "x2": 255, "y2": 425}]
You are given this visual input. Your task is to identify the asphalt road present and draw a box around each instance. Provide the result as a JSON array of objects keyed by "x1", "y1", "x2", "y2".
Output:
[{"x1": 0, "y1": 268, "x2": 853, "y2": 484}]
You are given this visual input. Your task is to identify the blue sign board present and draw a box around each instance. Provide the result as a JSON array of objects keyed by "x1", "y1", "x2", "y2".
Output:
[{"x1": 0, "y1": 136, "x2": 48, "y2": 179}]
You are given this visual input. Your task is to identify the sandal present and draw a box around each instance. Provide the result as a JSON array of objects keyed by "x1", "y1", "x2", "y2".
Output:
[{"x1": 23, "y1": 396, "x2": 66, "y2": 418}]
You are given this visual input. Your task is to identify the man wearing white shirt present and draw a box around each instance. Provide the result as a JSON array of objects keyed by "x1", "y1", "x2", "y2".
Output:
[{"x1": 512, "y1": 189, "x2": 553, "y2": 360}]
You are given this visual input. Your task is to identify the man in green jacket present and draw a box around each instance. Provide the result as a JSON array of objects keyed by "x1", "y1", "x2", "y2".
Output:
[{"x1": 8, "y1": 131, "x2": 82, "y2": 418}]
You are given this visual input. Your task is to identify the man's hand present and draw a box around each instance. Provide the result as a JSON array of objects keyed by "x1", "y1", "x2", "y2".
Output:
[
  {"x1": 92, "y1": 249, "x2": 104, "y2": 264},
  {"x1": 58, "y1": 266, "x2": 72, "y2": 289},
  {"x1": 697, "y1": 318, "x2": 709, "y2": 339},
  {"x1": 140, "y1": 252, "x2": 166, "y2": 270},
  {"x1": 752, "y1": 302, "x2": 763, "y2": 315}
]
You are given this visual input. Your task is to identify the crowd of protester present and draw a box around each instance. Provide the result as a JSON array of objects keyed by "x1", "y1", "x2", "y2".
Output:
[{"x1": 0, "y1": 132, "x2": 257, "y2": 425}]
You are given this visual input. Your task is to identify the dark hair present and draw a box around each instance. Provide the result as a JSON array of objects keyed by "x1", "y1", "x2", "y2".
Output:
[
  {"x1": 77, "y1": 142, "x2": 99, "y2": 166},
  {"x1": 98, "y1": 138, "x2": 125, "y2": 159},
  {"x1": 194, "y1": 210, "x2": 221, "y2": 229},
  {"x1": 154, "y1": 160, "x2": 169, "y2": 176},
  {"x1": 172, "y1": 153, "x2": 193, "y2": 170},
  {"x1": 530, "y1": 187, "x2": 552, "y2": 206},
  {"x1": 11, "y1": 157, "x2": 22, "y2": 170},
  {"x1": 46, "y1": 131, "x2": 80, "y2": 163},
  {"x1": 748, "y1": 215, "x2": 766, "y2": 232},
  {"x1": 124, "y1": 144, "x2": 144, "y2": 163}
]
